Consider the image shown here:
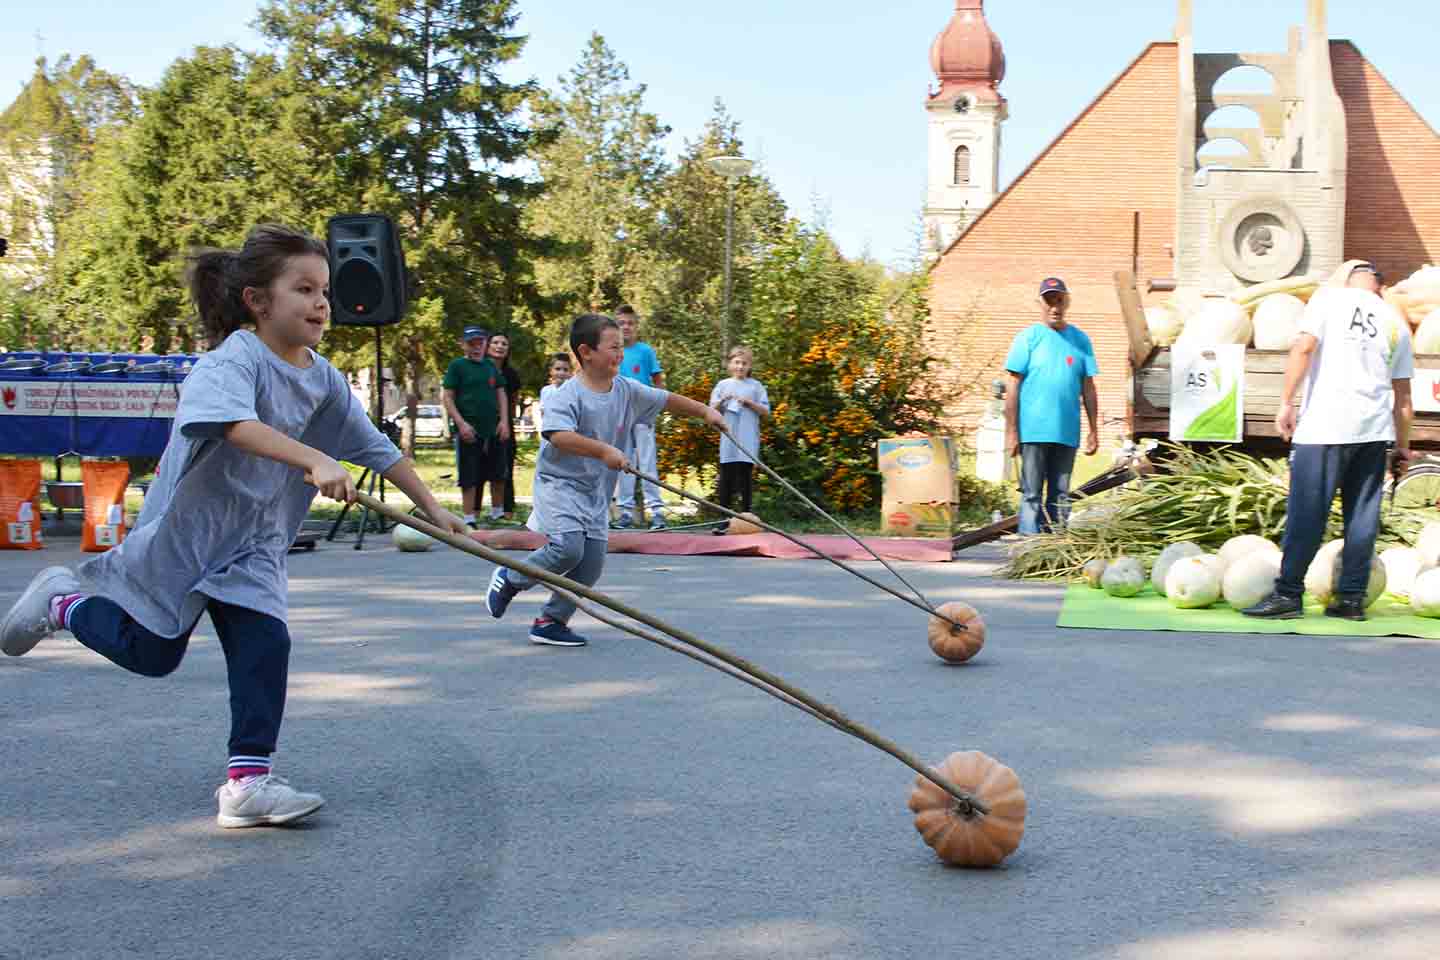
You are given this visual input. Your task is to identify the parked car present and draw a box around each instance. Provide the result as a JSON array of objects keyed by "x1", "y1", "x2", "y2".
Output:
[{"x1": 386, "y1": 404, "x2": 447, "y2": 440}]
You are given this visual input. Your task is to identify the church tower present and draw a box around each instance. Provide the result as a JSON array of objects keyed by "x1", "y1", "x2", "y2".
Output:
[{"x1": 924, "y1": 0, "x2": 1007, "y2": 256}]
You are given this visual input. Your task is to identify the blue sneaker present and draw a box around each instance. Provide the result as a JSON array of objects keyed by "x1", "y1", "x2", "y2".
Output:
[
  {"x1": 528, "y1": 618, "x2": 588, "y2": 647},
  {"x1": 612, "y1": 513, "x2": 634, "y2": 530},
  {"x1": 486, "y1": 567, "x2": 518, "y2": 619},
  {"x1": 648, "y1": 512, "x2": 667, "y2": 530}
]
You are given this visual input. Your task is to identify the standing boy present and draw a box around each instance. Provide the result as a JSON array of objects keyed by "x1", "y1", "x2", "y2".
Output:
[
  {"x1": 442, "y1": 326, "x2": 510, "y2": 528},
  {"x1": 1244, "y1": 262, "x2": 1414, "y2": 622},
  {"x1": 1004, "y1": 277, "x2": 1100, "y2": 535},
  {"x1": 486, "y1": 313, "x2": 724, "y2": 647},
  {"x1": 613, "y1": 304, "x2": 668, "y2": 529}
]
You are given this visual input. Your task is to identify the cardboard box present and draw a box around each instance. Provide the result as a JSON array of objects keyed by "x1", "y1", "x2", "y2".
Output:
[{"x1": 878, "y1": 436, "x2": 957, "y2": 538}]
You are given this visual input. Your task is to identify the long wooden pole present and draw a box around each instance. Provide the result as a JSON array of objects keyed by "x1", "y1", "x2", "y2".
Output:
[{"x1": 356, "y1": 493, "x2": 988, "y2": 816}]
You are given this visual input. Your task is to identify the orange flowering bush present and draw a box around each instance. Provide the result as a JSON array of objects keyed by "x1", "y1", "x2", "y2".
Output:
[{"x1": 657, "y1": 220, "x2": 957, "y2": 514}]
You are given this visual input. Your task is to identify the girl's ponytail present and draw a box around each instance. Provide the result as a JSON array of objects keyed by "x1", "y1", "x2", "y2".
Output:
[
  {"x1": 186, "y1": 249, "x2": 249, "y2": 346},
  {"x1": 185, "y1": 224, "x2": 328, "y2": 347}
]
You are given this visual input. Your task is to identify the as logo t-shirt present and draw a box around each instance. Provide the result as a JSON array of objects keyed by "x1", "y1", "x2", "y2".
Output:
[{"x1": 1292, "y1": 287, "x2": 1413, "y2": 444}]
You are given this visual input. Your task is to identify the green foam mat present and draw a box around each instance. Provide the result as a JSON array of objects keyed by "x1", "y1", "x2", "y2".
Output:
[{"x1": 1057, "y1": 583, "x2": 1440, "y2": 639}]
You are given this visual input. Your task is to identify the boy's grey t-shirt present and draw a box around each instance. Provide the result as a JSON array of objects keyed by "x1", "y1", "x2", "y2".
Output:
[
  {"x1": 80, "y1": 330, "x2": 402, "y2": 637},
  {"x1": 709, "y1": 376, "x2": 769, "y2": 464},
  {"x1": 528, "y1": 376, "x2": 668, "y2": 540}
]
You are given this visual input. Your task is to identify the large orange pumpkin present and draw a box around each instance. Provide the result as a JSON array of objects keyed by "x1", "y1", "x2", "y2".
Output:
[
  {"x1": 926, "y1": 601, "x2": 986, "y2": 663},
  {"x1": 908, "y1": 750, "x2": 1026, "y2": 867}
]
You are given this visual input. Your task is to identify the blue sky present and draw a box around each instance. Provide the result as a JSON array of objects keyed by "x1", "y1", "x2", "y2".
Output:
[{"x1": 3, "y1": 1, "x2": 1435, "y2": 267}]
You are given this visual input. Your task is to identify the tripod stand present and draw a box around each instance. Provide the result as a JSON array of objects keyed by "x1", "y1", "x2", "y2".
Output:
[
  {"x1": 326, "y1": 458, "x2": 393, "y2": 549},
  {"x1": 325, "y1": 326, "x2": 400, "y2": 550}
]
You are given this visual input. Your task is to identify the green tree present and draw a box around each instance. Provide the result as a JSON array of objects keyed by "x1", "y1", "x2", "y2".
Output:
[
  {"x1": 258, "y1": 0, "x2": 547, "y2": 452},
  {"x1": 642, "y1": 100, "x2": 787, "y2": 390},
  {"x1": 659, "y1": 219, "x2": 961, "y2": 515},
  {"x1": 523, "y1": 33, "x2": 670, "y2": 343},
  {"x1": 45, "y1": 46, "x2": 339, "y2": 353}
]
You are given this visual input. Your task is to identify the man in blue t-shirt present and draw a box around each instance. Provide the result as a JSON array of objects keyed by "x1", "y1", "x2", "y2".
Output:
[
  {"x1": 613, "y1": 305, "x2": 668, "y2": 529},
  {"x1": 1003, "y1": 277, "x2": 1099, "y2": 535}
]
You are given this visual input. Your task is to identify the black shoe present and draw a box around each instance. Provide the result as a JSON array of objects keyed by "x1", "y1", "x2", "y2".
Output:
[
  {"x1": 1325, "y1": 596, "x2": 1368, "y2": 622},
  {"x1": 1241, "y1": 592, "x2": 1303, "y2": 619}
]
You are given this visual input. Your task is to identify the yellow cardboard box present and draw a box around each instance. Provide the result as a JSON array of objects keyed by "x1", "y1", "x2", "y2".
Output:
[{"x1": 878, "y1": 436, "x2": 957, "y2": 538}]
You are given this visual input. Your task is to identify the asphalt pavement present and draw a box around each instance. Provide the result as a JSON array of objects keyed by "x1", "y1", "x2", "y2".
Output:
[{"x1": 4, "y1": 534, "x2": 1440, "y2": 960}]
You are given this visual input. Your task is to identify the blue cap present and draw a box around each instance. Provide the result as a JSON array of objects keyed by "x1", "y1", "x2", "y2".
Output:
[
  {"x1": 1039, "y1": 277, "x2": 1069, "y2": 296},
  {"x1": 462, "y1": 326, "x2": 490, "y2": 340}
]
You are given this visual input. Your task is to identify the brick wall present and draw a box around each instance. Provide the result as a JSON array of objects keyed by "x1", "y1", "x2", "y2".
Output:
[
  {"x1": 926, "y1": 43, "x2": 1180, "y2": 449},
  {"x1": 926, "y1": 40, "x2": 1440, "y2": 448},
  {"x1": 1333, "y1": 41, "x2": 1440, "y2": 280}
]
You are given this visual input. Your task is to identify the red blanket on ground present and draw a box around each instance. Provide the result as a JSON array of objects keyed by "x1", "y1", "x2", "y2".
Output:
[{"x1": 467, "y1": 528, "x2": 952, "y2": 563}]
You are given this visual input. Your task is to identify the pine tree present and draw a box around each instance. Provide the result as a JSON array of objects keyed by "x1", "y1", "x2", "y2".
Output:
[
  {"x1": 258, "y1": 0, "x2": 546, "y2": 451},
  {"x1": 523, "y1": 33, "x2": 670, "y2": 343}
]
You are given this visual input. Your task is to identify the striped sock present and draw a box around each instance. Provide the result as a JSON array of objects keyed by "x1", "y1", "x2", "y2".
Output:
[
  {"x1": 228, "y1": 755, "x2": 272, "y2": 781},
  {"x1": 49, "y1": 593, "x2": 88, "y2": 631}
]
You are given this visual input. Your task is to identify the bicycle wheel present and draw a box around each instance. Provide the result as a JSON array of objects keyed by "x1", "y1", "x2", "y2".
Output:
[{"x1": 1392, "y1": 465, "x2": 1440, "y2": 512}]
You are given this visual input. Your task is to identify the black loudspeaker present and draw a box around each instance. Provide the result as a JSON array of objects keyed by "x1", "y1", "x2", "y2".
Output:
[{"x1": 326, "y1": 213, "x2": 408, "y2": 327}]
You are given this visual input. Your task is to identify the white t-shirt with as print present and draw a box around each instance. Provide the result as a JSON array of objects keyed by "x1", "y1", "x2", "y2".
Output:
[{"x1": 1292, "y1": 286, "x2": 1413, "y2": 445}]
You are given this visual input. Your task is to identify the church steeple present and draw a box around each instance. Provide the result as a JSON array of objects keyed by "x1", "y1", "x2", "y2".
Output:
[
  {"x1": 924, "y1": 1, "x2": 1008, "y2": 255},
  {"x1": 928, "y1": 0, "x2": 1007, "y2": 102}
]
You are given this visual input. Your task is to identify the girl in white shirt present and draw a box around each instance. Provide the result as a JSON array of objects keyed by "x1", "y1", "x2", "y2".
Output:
[{"x1": 708, "y1": 345, "x2": 770, "y2": 518}]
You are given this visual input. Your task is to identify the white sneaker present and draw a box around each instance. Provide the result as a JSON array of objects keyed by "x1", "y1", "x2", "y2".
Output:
[
  {"x1": 215, "y1": 774, "x2": 325, "y2": 828},
  {"x1": 1, "y1": 565, "x2": 80, "y2": 657}
]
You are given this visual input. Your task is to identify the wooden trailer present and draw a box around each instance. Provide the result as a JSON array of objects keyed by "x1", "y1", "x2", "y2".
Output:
[{"x1": 1116, "y1": 270, "x2": 1440, "y2": 507}]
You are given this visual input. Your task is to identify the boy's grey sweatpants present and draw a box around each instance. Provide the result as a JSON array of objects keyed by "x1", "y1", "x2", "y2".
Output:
[{"x1": 507, "y1": 531, "x2": 607, "y2": 624}]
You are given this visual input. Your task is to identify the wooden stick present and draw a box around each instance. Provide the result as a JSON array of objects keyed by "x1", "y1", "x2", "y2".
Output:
[
  {"x1": 623, "y1": 465, "x2": 965, "y2": 632},
  {"x1": 716, "y1": 426, "x2": 942, "y2": 617},
  {"x1": 355, "y1": 493, "x2": 987, "y2": 815}
]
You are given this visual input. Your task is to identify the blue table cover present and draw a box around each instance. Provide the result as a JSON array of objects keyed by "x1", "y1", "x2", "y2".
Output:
[{"x1": 0, "y1": 352, "x2": 199, "y2": 458}]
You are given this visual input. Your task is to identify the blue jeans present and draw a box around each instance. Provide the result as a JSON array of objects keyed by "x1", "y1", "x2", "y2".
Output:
[
  {"x1": 1275, "y1": 442, "x2": 1387, "y2": 600},
  {"x1": 68, "y1": 597, "x2": 291, "y2": 758},
  {"x1": 1018, "y1": 443, "x2": 1078, "y2": 535}
]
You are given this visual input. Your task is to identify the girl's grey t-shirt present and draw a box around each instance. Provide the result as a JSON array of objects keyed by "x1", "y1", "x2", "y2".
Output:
[
  {"x1": 80, "y1": 330, "x2": 402, "y2": 637},
  {"x1": 528, "y1": 376, "x2": 668, "y2": 540},
  {"x1": 709, "y1": 376, "x2": 769, "y2": 464}
]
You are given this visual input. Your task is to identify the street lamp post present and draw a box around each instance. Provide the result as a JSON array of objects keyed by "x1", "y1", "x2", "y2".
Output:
[{"x1": 706, "y1": 155, "x2": 753, "y2": 362}]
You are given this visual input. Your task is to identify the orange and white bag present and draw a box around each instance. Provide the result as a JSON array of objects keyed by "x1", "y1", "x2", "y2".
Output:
[
  {"x1": 81, "y1": 460, "x2": 131, "y2": 552},
  {"x1": 0, "y1": 459, "x2": 44, "y2": 550}
]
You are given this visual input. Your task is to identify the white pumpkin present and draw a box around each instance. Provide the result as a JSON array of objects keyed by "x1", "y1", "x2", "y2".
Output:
[
  {"x1": 1217, "y1": 534, "x2": 1281, "y2": 571},
  {"x1": 1411, "y1": 568, "x2": 1440, "y2": 618},
  {"x1": 1222, "y1": 551, "x2": 1282, "y2": 610},
  {"x1": 1417, "y1": 522, "x2": 1440, "y2": 567},
  {"x1": 1251, "y1": 293, "x2": 1305, "y2": 351},
  {"x1": 1178, "y1": 299, "x2": 1252, "y2": 347},
  {"x1": 1102, "y1": 557, "x2": 1146, "y2": 598},
  {"x1": 392, "y1": 522, "x2": 436, "y2": 552},
  {"x1": 1330, "y1": 551, "x2": 1387, "y2": 608},
  {"x1": 1145, "y1": 305, "x2": 1183, "y2": 347},
  {"x1": 1082, "y1": 557, "x2": 1108, "y2": 588},
  {"x1": 1151, "y1": 541, "x2": 1204, "y2": 597},
  {"x1": 1379, "y1": 547, "x2": 1430, "y2": 600},
  {"x1": 1166, "y1": 556, "x2": 1222, "y2": 609},
  {"x1": 1307, "y1": 541, "x2": 1386, "y2": 607},
  {"x1": 1196, "y1": 552, "x2": 1228, "y2": 580},
  {"x1": 1304, "y1": 540, "x2": 1346, "y2": 604},
  {"x1": 1414, "y1": 310, "x2": 1440, "y2": 356}
]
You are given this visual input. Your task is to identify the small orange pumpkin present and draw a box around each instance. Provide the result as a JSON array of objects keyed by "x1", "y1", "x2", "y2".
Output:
[
  {"x1": 908, "y1": 750, "x2": 1026, "y2": 867},
  {"x1": 727, "y1": 512, "x2": 764, "y2": 535},
  {"x1": 927, "y1": 601, "x2": 985, "y2": 663}
]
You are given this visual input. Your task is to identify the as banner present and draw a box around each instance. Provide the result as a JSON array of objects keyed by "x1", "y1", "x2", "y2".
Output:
[{"x1": 1170, "y1": 344, "x2": 1244, "y2": 443}]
